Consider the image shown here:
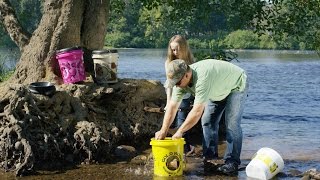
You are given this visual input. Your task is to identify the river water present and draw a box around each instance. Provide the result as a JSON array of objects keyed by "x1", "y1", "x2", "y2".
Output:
[
  {"x1": 1, "y1": 49, "x2": 319, "y2": 179},
  {"x1": 117, "y1": 49, "x2": 320, "y2": 178},
  {"x1": 118, "y1": 49, "x2": 320, "y2": 160}
]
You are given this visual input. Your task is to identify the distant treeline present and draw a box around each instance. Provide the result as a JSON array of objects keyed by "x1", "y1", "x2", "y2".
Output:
[
  {"x1": 104, "y1": 1, "x2": 314, "y2": 50},
  {"x1": 105, "y1": 29, "x2": 311, "y2": 50},
  {"x1": 0, "y1": 0, "x2": 315, "y2": 51}
]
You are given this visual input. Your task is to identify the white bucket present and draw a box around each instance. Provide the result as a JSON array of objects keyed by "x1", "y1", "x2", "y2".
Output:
[
  {"x1": 246, "y1": 147, "x2": 284, "y2": 180},
  {"x1": 92, "y1": 49, "x2": 118, "y2": 84}
]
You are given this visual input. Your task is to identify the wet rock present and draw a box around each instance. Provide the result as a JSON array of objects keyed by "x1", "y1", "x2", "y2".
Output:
[
  {"x1": 289, "y1": 169, "x2": 303, "y2": 176},
  {"x1": 65, "y1": 154, "x2": 74, "y2": 163},
  {"x1": 14, "y1": 141, "x2": 22, "y2": 150},
  {"x1": 114, "y1": 145, "x2": 136, "y2": 160},
  {"x1": 289, "y1": 168, "x2": 320, "y2": 180},
  {"x1": 130, "y1": 155, "x2": 148, "y2": 164},
  {"x1": 304, "y1": 169, "x2": 320, "y2": 180}
]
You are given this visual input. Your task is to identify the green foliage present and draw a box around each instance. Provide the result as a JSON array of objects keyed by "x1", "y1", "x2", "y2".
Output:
[
  {"x1": 188, "y1": 39, "x2": 210, "y2": 49},
  {"x1": 1, "y1": 0, "x2": 318, "y2": 51},
  {"x1": 130, "y1": 37, "x2": 152, "y2": 48},
  {"x1": 138, "y1": 0, "x2": 267, "y2": 32},
  {"x1": 271, "y1": 33, "x2": 306, "y2": 50},
  {"x1": 138, "y1": 5, "x2": 182, "y2": 47},
  {"x1": 0, "y1": 48, "x2": 20, "y2": 81},
  {"x1": 106, "y1": 0, "x2": 312, "y2": 50},
  {"x1": 106, "y1": 0, "x2": 270, "y2": 49},
  {"x1": 0, "y1": 52, "x2": 18, "y2": 82},
  {"x1": 0, "y1": 0, "x2": 42, "y2": 47},
  {"x1": 221, "y1": 30, "x2": 307, "y2": 50},
  {"x1": 11, "y1": 0, "x2": 42, "y2": 32},
  {"x1": 105, "y1": 32, "x2": 131, "y2": 48},
  {"x1": 0, "y1": 28, "x2": 17, "y2": 47},
  {"x1": 223, "y1": 30, "x2": 260, "y2": 49},
  {"x1": 193, "y1": 49, "x2": 238, "y2": 62},
  {"x1": 0, "y1": 70, "x2": 14, "y2": 82},
  {"x1": 258, "y1": 34, "x2": 277, "y2": 49},
  {"x1": 255, "y1": 0, "x2": 320, "y2": 51}
]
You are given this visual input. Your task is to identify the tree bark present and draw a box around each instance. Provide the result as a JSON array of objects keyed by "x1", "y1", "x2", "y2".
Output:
[{"x1": 81, "y1": 0, "x2": 110, "y2": 49}]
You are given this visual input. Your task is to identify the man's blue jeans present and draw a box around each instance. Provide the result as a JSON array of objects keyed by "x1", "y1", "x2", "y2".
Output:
[{"x1": 201, "y1": 82, "x2": 248, "y2": 165}]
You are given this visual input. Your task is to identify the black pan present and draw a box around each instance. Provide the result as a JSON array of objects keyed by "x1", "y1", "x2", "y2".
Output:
[{"x1": 29, "y1": 82, "x2": 56, "y2": 96}]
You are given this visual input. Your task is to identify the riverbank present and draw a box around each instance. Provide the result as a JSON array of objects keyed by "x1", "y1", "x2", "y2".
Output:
[{"x1": 1, "y1": 142, "x2": 319, "y2": 179}]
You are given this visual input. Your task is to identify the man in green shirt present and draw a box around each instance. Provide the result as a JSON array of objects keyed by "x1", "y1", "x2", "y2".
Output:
[{"x1": 155, "y1": 59, "x2": 248, "y2": 175}]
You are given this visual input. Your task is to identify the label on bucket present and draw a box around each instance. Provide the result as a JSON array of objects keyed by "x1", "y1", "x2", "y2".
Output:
[
  {"x1": 162, "y1": 151, "x2": 183, "y2": 174},
  {"x1": 254, "y1": 153, "x2": 278, "y2": 173},
  {"x1": 94, "y1": 61, "x2": 113, "y2": 83},
  {"x1": 92, "y1": 49, "x2": 118, "y2": 84}
]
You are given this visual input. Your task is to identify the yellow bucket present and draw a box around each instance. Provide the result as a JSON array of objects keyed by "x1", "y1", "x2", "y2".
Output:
[{"x1": 150, "y1": 137, "x2": 185, "y2": 177}]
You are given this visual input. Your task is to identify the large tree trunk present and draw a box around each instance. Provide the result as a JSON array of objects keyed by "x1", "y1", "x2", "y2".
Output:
[{"x1": 0, "y1": 0, "x2": 109, "y2": 85}]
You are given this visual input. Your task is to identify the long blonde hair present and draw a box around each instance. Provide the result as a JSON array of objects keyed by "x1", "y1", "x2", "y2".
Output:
[{"x1": 166, "y1": 35, "x2": 194, "y2": 65}]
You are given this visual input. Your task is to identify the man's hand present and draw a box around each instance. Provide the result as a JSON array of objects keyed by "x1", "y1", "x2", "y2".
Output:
[
  {"x1": 155, "y1": 130, "x2": 167, "y2": 140},
  {"x1": 155, "y1": 100, "x2": 180, "y2": 140},
  {"x1": 172, "y1": 130, "x2": 183, "y2": 140}
]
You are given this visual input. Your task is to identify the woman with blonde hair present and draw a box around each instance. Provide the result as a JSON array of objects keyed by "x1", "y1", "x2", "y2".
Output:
[{"x1": 164, "y1": 35, "x2": 195, "y2": 155}]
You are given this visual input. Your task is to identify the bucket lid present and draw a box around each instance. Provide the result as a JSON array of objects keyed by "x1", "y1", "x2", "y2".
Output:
[
  {"x1": 56, "y1": 46, "x2": 82, "y2": 54},
  {"x1": 92, "y1": 49, "x2": 118, "y2": 54}
]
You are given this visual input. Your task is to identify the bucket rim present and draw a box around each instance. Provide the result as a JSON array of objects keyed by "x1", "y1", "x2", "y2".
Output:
[
  {"x1": 56, "y1": 46, "x2": 82, "y2": 54},
  {"x1": 150, "y1": 137, "x2": 185, "y2": 146},
  {"x1": 92, "y1": 49, "x2": 118, "y2": 54},
  {"x1": 253, "y1": 147, "x2": 285, "y2": 165}
]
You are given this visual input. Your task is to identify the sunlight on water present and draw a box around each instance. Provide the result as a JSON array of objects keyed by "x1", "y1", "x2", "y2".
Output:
[
  {"x1": 125, "y1": 166, "x2": 152, "y2": 176},
  {"x1": 125, "y1": 152, "x2": 154, "y2": 176}
]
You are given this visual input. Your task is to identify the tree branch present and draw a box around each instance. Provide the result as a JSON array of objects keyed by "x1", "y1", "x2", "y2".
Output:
[{"x1": 0, "y1": 0, "x2": 31, "y2": 51}]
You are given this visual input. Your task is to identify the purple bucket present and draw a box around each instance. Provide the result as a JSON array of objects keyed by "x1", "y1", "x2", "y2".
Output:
[{"x1": 56, "y1": 47, "x2": 85, "y2": 84}]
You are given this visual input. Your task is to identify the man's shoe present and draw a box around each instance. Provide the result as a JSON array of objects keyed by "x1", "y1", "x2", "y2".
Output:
[
  {"x1": 217, "y1": 162, "x2": 238, "y2": 175},
  {"x1": 203, "y1": 159, "x2": 224, "y2": 172}
]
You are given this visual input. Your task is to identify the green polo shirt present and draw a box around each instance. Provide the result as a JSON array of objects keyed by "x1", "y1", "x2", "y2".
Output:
[{"x1": 172, "y1": 59, "x2": 247, "y2": 104}]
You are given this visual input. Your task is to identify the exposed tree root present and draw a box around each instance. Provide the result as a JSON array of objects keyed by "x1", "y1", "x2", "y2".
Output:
[{"x1": 0, "y1": 79, "x2": 166, "y2": 176}]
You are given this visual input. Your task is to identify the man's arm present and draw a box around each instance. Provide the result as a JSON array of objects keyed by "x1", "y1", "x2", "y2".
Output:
[
  {"x1": 155, "y1": 100, "x2": 181, "y2": 140},
  {"x1": 172, "y1": 103, "x2": 205, "y2": 139},
  {"x1": 165, "y1": 87, "x2": 172, "y2": 110}
]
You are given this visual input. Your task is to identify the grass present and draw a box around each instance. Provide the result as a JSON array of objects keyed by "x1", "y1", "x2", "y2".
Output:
[
  {"x1": 0, "y1": 70, "x2": 14, "y2": 82},
  {"x1": 0, "y1": 48, "x2": 19, "y2": 82}
]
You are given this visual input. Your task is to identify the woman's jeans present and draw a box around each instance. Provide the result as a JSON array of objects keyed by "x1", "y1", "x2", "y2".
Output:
[{"x1": 201, "y1": 83, "x2": 248, "y2": 165}]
